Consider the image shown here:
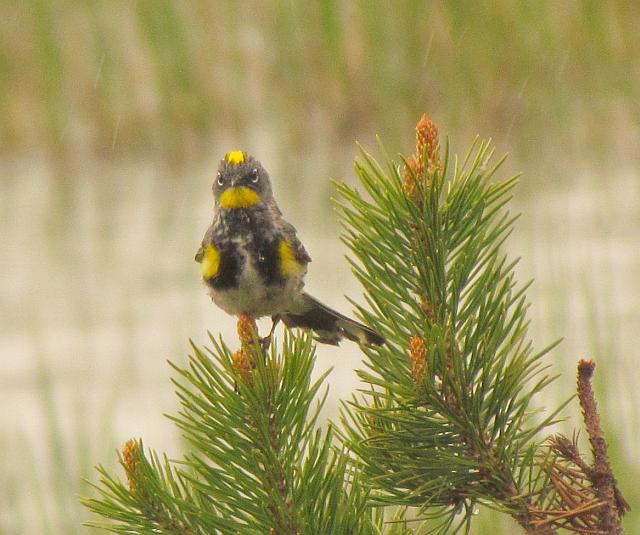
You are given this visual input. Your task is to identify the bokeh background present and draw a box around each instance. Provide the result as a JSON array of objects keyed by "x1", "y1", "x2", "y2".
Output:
[{"x1": 1, "y1": 2, "x2": 638, "y2": 533}]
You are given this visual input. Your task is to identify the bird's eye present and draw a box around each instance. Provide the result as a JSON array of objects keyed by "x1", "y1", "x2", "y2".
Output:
[
  {"x1": 216, "y1": 173, "x2": 224, "y2": 186},
  {"x1": 250, "y1": 169, "x2": 259, "y2": 183}
]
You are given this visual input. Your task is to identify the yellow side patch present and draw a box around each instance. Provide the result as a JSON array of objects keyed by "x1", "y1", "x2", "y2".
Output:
[
  {"x1": 225, "y1": 150, "x2": 246, "y2": 165},
  {"x1": 279, "y1": 240, "x2": 304, "y2": 277},
  {"x1": 219, "y1": 186, "x2": 261, "y2": 209},
  {"x1": 201, "y1": 244, "x2": 221, "y2": 280}
]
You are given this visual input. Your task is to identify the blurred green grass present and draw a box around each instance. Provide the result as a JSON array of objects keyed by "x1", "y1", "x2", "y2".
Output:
[
  {"x1": 1, "y1": 2, "x2": 638, "y2": 534},
  {"x1": 1, "y1": 1, "x2": 638, "y2": 174}
]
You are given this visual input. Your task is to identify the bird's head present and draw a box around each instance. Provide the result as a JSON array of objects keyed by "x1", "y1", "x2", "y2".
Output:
[{"x1": 213, "y1": 150, "x2": 273, "y2": 209}]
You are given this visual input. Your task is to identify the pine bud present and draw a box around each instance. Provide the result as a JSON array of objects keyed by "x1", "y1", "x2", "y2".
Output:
[
  {"x1": 232, "y1": 349, "x2": 253, "y2": 385},
  {"x1": 410, "y1": 335, "x2": 427, "y2": 387},
  {"x1": 122, "y1": 438, "x2": 141, "y2": 493},
  {"x1": 403, "y1": 113, "x2": 441, "y2": 205},
  {"x1": 402, "y1": 156, "x2": 421, "y2": 202},
  {"x1": 237, "y1": 312, "x2": 258, "y2": 348},
  {"x1": 415, "y1": 112, "x2": 440, "y2": 174}
]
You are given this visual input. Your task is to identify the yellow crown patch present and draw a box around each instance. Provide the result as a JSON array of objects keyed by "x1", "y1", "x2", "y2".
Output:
[{"x1": 225, "y1": 150, "x2": 246, "y2": 165}]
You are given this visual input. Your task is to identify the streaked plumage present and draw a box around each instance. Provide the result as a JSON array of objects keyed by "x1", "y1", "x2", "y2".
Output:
[{"x1": 195, "y1": 151, "x2": 384, "y2": 346}]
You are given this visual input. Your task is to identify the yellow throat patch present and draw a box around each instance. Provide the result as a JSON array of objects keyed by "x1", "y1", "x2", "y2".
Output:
[
  {"x1": 219, "y1": 187, "x2": 261, "y2": 209},
  {"x1": 201, "y1": 244, "x2": 220, "y2": 280},
  {"x1": 225, "y1": 150, "x2": 246, "y2": 165},
  {"x1": 279, "y1": 240, "x2": 304, "y2": 277}
]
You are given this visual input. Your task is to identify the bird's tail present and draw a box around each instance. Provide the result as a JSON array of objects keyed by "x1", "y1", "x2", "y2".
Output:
[{"x1": 281, "y1": 293, "x2": 385, "y2": 346}]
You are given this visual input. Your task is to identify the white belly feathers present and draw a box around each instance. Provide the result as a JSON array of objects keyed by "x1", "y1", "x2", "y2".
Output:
[{"x1": 207, "y1": 239, "x2": 305, "y2": 317}]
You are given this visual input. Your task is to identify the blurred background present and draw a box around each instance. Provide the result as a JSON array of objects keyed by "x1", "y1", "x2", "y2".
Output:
[{"x1": 1, "y1": 1, "x2": 638, "y2": 533}]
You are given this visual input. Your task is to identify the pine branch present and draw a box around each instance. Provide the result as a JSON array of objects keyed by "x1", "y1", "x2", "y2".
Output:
[
  {"x1": 83, "y1": 314, "x2": 380, "y2": 534},
  {"x1": 83, "y1": 439, "x2": 232, "y2": 534},
  {"x1": 336, "y1": 114, "x2": 627, "y2": 534},
  {"x1": 82, "y1": 114, "x2": 628, "y2": 535},
  {"x1": 576, "y1": 360, "x2": 629, "y2": 526}
]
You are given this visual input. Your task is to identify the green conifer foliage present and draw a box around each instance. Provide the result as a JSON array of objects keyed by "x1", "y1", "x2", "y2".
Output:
[
  {"x1": 84, "y1": 329, "x2": 379, "y2": 534},
  {"x1": 84, "y1": 116, "x2": 627, "y2": 534}
]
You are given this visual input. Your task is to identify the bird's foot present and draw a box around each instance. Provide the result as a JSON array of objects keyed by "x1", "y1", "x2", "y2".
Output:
[{"x1": 260, "y1": 314, "x2": 281, "y2": 353}]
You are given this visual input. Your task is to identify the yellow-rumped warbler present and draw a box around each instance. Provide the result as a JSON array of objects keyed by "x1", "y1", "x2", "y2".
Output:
[{"x1": 195, "y1": 150, "x2": 385, "y2": 346}]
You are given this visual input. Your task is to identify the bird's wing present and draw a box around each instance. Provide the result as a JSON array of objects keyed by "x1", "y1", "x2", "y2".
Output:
[
  {"x1": 194, "y1": 244, "x2": 204, "y2": 263},
  {"x1": 281, "y1": 219, "x2": 311, "y2": 265},
  {"x1": 194, "y1": 225, "x2": 215, "y2": 263}
]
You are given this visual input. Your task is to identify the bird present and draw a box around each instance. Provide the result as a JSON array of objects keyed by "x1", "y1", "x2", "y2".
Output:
[{"x1": 195, "y1": 150, "x2": 385, "y2": 348}]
